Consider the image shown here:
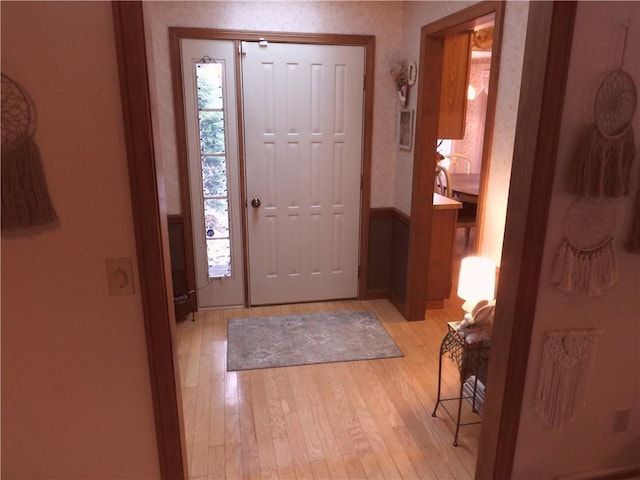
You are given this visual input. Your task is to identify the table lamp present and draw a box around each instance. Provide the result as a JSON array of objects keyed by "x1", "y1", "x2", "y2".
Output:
[{"x1": 457, "y1": 256, "x2": 496, "y2": 314}]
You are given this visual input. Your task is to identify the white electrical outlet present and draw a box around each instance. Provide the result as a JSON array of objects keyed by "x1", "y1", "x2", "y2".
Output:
[
  {"x1": 613, "y1": 409, "x2": 631, "y2": 432},
  {"x1": 106, "y1": 257, "x2": 135, "y2": 296}
]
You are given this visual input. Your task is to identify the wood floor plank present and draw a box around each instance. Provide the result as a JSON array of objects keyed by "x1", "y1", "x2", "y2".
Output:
[
  {"x1": 310, "y1": 459, "x2": 332, "y2": 480},
  {"x1": 312, "y1": 367, "x2": 357, "y2": 457},
  {"x1": 283, "y1": 410, "x2": 314, "y2": 479},
  {"x1": 237, "y1": 373, "x2": 262, "y2": 479},
  {"x1": 208, "y1": 375, "x2": 225, "y2": 447},
  {"x1": 207, "y1": 445, "x2": 225, "y2": 480},
  {"x1": 184, "y1": 321, "x2": 203, "y2": 388},
  {"x1": 263, "y1": 369, "x2": 287, "y2": 440},
  {"x1": 177, "y1": 293, "x2": 481, "y2": 479},
  {"x1": 341, "y1": 453, "x2": 367, "y2": 480},
  {"x1": 298, "y1": 368, "x2": 350, "y2": 479},
  {"x1": 405, "y1": 446, "x2": 439, "y2": 480},
  {"x1": 345, "y1": 361, "x2": 421, "y2": 479},
  {"x1": 274, "y1": 367, "x2": 296, "y2": 414},
  {"x1": 338, "y1": 362, "x2": 401, "y2": 479},
  {"x1": 224, "y1": 413, "x2": 242, "y2": 480},
  {"x1": 273, "y1": 436, "x2": 296, "y2": 479},
  {"x1": 182, "y1": 385, "x2": 197, "y2": 463},
  {"x1": 323, "y1": 363, "x2": 384, "y2": 479},
  {"x1": 224, "y1": 370, "x2": 239, "y2": 416},
  {"x1": 249, "y1": 370, "x2": 278, "y2": 473},
  {"x1": 190, "y1": 355, "x2": 213, "y2": 478}
]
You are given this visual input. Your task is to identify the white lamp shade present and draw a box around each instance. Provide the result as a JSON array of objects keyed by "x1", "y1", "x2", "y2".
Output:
[{"x1": 457, "y1": 256, "x2": 496, "y2": 306}]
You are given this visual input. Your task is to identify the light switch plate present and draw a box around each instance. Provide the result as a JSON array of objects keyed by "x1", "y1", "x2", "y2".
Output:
[{"x1": 106, "y1": 257, "x2": 135, "y2": 296}]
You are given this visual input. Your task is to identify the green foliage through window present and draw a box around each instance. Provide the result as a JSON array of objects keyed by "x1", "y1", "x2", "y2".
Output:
[{"x1": 196, "y1": 61, "x2": 231, "y2": 278}]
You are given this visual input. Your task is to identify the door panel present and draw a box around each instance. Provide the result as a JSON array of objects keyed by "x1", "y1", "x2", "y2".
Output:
[{"x1": 242, "y1": 42, "x2": 365, "y2": 305}]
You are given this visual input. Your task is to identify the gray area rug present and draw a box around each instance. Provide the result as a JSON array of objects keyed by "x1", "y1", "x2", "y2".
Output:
[{"x1": 227, "y1": 310, "x2": 403, "y2": 371}]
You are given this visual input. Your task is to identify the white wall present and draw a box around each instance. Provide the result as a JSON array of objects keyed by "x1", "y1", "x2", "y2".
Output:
[
  {"x1": 512, "y1": 2, "x2": 640, "y2": 478},
  {"x1": 143, "y1": 0, "x2": 403, "y2": 213},
  {"x1": 1, "y1": 2, "x2": 160, "y2": 478}
]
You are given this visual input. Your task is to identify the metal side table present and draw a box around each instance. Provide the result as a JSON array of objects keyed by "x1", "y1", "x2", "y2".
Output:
[{"x1": 432, "y1": 321, "x2": 491, "y2": 446}]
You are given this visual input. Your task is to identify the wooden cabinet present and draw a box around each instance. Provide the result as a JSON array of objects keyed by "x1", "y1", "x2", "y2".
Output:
[
  {"x1": 426, "y1": 194, "x2": 461, "y2": 309},
  {"x1": 438, "y1": 31, "x2": 472, "y2": 139}
]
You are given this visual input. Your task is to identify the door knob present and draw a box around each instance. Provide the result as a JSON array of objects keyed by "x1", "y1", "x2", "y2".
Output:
[{"x1": 251, "y1": 198, "x2": 261, "y2": 208}]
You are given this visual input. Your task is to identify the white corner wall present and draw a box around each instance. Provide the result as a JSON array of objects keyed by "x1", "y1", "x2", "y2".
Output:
[
  {"x1": 512, "y1": 2, "x2": 640, "y2": 478},
  {"x1": 1, "y1": 2, "x2": 160, "y2": 478}
]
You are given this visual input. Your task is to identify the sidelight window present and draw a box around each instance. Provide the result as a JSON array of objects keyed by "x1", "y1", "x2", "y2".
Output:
[{"x1": 196, "y1": 61, "x2": 231, "y2": 278}]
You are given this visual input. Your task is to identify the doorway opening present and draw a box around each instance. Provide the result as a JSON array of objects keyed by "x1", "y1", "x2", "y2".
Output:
[{"x1": 405, "y1": 2, "x2": 505, "y2": 322}]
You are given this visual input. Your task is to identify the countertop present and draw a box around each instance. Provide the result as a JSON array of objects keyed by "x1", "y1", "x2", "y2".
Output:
[{"x1": 433, "y1": 193, "x2": 462, "y2": 210}]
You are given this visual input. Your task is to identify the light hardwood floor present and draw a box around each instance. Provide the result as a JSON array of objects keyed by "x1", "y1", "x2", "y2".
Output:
[{"x1": 177, "y1": 233, "x2": 478, "y2": 479}]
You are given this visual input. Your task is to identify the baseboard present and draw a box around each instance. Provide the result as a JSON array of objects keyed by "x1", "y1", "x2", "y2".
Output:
[{"x1": 557, "y1": 466, "x2": 640, "y2": 480}]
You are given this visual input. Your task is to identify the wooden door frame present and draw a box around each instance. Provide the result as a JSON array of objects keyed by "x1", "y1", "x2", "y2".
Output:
[
  {"x1": 407, "y1": 0, "x2": 576, "y2": 478},
  {"x1": 405, "y1": 1, "x2": 505, "y2": 321},
  {"x1": 112, "y1": 3, "x2": 188, "y2": 479},
  {"x1": 169, "y1": 28, "x2": 375, "y2": 308},
  {"x1": 113, "y1": 1, "x2": 576, "y2": 478}
]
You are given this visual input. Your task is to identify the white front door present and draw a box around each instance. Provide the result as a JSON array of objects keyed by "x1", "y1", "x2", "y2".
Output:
[{"x1": 242, "y1": 42, "x2": 365, "y2": 305}]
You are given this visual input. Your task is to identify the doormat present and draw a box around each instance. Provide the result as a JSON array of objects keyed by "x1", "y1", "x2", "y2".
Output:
[{"x1": 227, "y1": 310, "x2": 403, "y2": 371}]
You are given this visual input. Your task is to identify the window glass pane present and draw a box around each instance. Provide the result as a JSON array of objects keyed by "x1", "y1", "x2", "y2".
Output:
[
  {"x1": 204, "y1": 199, "x2": 229, "y2": 238},
  {"x1": 196, "y1": 60, "x2": 231, "y2": 279},
  {"x1": 199, "y1": 111, "x2": 225, "y2": 154},
  {"x1": 206, "y1": 238, "x2": 231, "y2": 278},
  {"x1": 202, "y1": 156, "x2": 227, "y2": 196},
  {"x1": 196, "y1": 63, "x2": 223, "y2": 110}
]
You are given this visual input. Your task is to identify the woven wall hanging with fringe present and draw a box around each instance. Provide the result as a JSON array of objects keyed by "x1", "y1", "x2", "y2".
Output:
[
  {"x1": 567, "y1": 68, "x2": 637, "y2": 198},
  {"x1": 1, "y1": 73, "x2": 58, "y2": 233},
  {"x1": 551, "y1": 197, "x2": 618, "y2": 296},
  {"x1": 567, "y1": 21, "x2": 637, "y2": 199},
  {"x1": 534, "y1": 328, "x2": 601, "y2": 432}
]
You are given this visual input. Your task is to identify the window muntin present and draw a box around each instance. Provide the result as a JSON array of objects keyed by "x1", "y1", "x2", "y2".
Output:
[{"x1": 196, "y1": 61, "x2": 231, "y2": 278}]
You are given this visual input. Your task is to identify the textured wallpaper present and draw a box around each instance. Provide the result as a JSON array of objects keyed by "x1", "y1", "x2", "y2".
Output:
[
  {"x1": 143, "y1": 1, "x2": 403, "y2": 213},
  {"x1": 143, "y1": 0, "x2": 529, "y2": 265}
]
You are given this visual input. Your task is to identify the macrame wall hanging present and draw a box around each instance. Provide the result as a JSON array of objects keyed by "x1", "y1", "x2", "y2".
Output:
[
  {"x1": 567, "y1": 23, "x2": 637, "y2": 198},
  {"x1": 551, "y1": 197, "x2": 618, "y2": 296},
  {"x1": 534, "y1": 327, "x2": 601, "y2": 432},
  {"x1": 1, "y1": 73, "x2": 58, "y2": 233}
]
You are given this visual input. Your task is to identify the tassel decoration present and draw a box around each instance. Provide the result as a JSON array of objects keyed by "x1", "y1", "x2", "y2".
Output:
[
  {"x1": 567, "y1": 68, "x2": 637, "y2": 198},
  {"x1": 568, "y1": 123, "x2": 635, "y2": 197},
  {"x1": 551, "y1": 197, "x2": 618, "y2": 296},
  {"x1": 1, "y1": 136, "x2": 58, "y2": 230},
  {"x1": 1, "y1": 73, "x2": 58, "y2": 233}
]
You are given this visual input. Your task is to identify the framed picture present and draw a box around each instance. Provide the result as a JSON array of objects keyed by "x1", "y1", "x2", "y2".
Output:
[{"x1": 398, "y1": 108, "x2": 414, "y2": 150}]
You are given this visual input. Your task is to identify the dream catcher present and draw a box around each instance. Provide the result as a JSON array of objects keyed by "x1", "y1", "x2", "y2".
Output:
[
  {"x1": 551, "y1": 197, "x2": 618, "y2": 296},
  {"x1": 567, "y1": 26, "x2": 637, "y2": 198},
  {"x1": 1, "y1": 73, "x2": 58, "y2": 232}
]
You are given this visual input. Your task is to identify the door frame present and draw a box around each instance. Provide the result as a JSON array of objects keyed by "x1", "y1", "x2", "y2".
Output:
[
  {"x1": 406, "y1": 1, "x2": 577, "y2": 478},
  {"x1": 405, "y1": 1, "x2": 505, "y2": 322},
  {"x1": 169, "y1": 28, "x2": 375, "y2": 309},
  {"x1": 113, "y1": 1, "x2": 576, "y2": 478}
]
